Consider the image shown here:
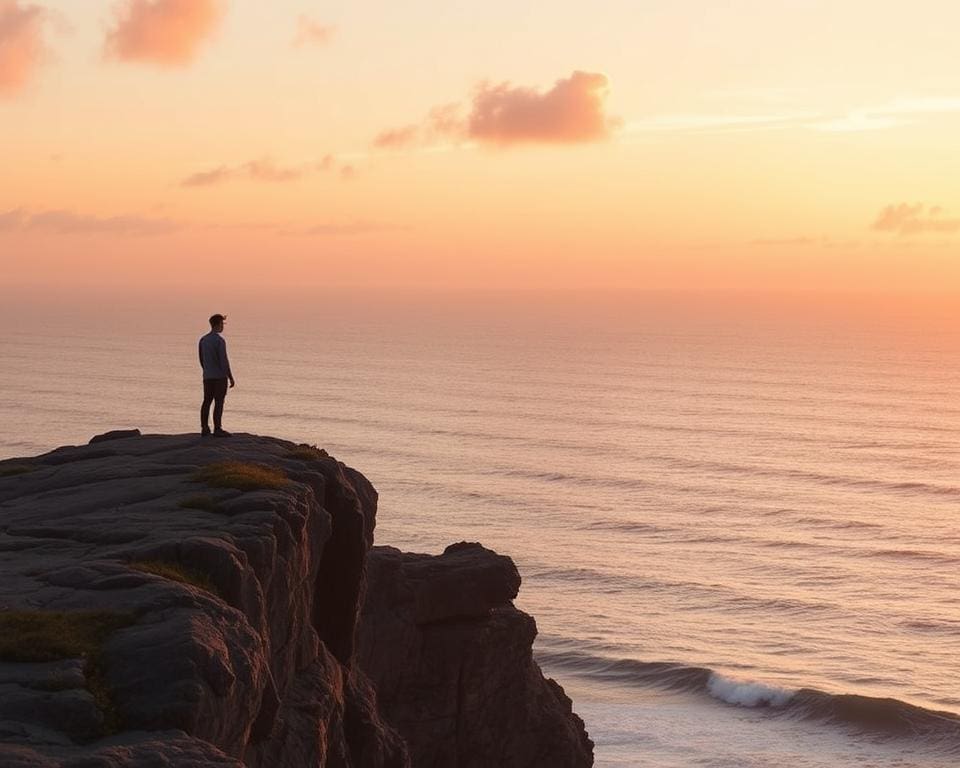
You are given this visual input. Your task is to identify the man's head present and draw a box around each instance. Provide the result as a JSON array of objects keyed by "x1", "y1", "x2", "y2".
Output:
[{"x1": 209, "y1": 314, "x2": 226, "y2": 332}]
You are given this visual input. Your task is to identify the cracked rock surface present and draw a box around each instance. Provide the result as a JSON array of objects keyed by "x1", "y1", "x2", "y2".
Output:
[
  {"x1": 0, "y1": 432, "x2": 592, "y2": 767},
  {"x1": 359, "y1": 543, "x2": 594, "y2": 768},
  {"x1": 0, "y1": 433, "x2": 404, "y2": 767}
]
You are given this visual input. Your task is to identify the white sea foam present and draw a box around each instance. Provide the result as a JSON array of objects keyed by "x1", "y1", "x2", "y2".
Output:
[{"x1": 706, "y1": 673, "x2": 795, "y2": 708}]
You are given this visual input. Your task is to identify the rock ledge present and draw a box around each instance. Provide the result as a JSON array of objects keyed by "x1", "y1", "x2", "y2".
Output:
[{"x1": 0, "y1": 433, "x2": 592, "y2": 767}]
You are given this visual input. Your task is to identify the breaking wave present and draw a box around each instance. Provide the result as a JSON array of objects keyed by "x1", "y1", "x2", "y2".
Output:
[{"x1": 536, "y1": 647, "x2": 960, "y2": 751}]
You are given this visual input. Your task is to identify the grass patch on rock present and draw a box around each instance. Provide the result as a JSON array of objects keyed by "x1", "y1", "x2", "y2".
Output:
[
  {"x1": 0, "y1": 610, "x2": 134, "y2": 663},
  {"x1": 178, "y1": 493, "x2": 223, "y2": 513},
  {"x1": 193, "y1": 460, "x2": 288, "y2": 491},
  {"x1": 0, "y1": 463, "x2": 40, "y2": 477},
  {"x1": 287, "y1": 444, "x2": 329, "y2": 462},
  {"x1": 130, "y1": 560, "x2": 221, "y2": 597},
  {"x1": 0, "y1": 610, "x2": 134, "y2": 736}
]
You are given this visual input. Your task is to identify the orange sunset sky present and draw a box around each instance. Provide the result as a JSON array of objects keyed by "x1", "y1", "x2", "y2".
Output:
[{"x1": 1, "y1": 0, "x2": 959, "y2": 295}]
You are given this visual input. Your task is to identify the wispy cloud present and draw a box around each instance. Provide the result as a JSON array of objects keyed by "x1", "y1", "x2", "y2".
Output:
[
  {"x1": 373, "y1": 104, "x2": 461, "y2": 149},
  {"x1": 180, "y1": 165, "x2": 233, "y2": 187},
  {"x1": 877, "y1": 97, "x2": 960, "y2": 116},
  {"x1": 0, "y1": 0, "x2": 48, "y2": 95},
  {"x1": 242, "y1": 158, "x2": 304, "y2": 182},
  {"x1": 374, "y1": 71, "x2": 619, "y2": 149},
  {"x1": 807, "y1": 97, "x2": 960, "y2": 133},
  {"x1": 623, "y1": 112, "x2": 816, "y2": 134},
  {"x1": 0, "y1": 206, "x2": 398, "y2": 239},
  {"x1": 747, "y1": 203, "x2": 960, "y2": 248},
  {"x1": 0, "y1": 208, "x2": 181, "y2": 235},
  {"x1": 872, "y1": 203, "x2": 960, "y2": 236},
  {"x1": 621, "y1": 95, "x2": 960, "y2": 136},
  {"x1": 810, "y1": 113, "x2": 904, "y2": 133},
  {"x1": 105, "y1": 0, "x2": 223, "y2": 66},
  {"x1": 373, "y1": 124, "x2": 420, "y2": 149},
  {"x1": 180, "y1": 155, "x2": 351, "y2": 187},
  {"x1": 294, "y1": 15, "x2": 333, "y2": 48}
]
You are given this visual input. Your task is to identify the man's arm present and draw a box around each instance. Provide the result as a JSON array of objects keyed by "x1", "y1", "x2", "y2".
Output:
[
  {"x1": 199, "y1": 339, "x2": 204, "y2": 368},
  {"x1": 220, "y1": 338, "x2": 235, "y2": 387}
]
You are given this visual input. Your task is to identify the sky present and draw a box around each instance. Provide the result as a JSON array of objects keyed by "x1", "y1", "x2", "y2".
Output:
[{"x1": 1, "y1": 0, "x2": 959, "y2": 297}]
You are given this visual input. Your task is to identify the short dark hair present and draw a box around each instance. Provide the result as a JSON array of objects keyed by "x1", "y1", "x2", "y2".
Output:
[{"x1": 209, "y1": 314, "x2": 226, "y2": 327}]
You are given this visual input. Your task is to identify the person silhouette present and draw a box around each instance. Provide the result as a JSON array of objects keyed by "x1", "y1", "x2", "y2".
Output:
[{"x1": 198, "y1": 314, "x2": 235, "y2": 437}]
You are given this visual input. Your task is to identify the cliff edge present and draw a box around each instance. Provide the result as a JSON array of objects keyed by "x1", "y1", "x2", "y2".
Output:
[{"x1": 0, "y1": 432, "x2": 593, "y2": 767}]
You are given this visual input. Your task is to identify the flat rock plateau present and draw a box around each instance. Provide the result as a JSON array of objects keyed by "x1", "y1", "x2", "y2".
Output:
[{"x1": 0, "y1": 432, "x2": 593, "y2": 767}]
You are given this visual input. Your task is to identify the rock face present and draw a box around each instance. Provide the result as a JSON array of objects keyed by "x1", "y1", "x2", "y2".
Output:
[
  {"x1": 0, "y1": 433, "x2": 593, "y2": 767},
  {"x1": 359, "y1": 544, "x2": 594, "y2": 768}
]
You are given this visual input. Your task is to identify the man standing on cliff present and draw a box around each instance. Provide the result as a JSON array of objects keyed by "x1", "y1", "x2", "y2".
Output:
[{"x1": 199, "y1": 314, "x2": 235, "y2": 437}]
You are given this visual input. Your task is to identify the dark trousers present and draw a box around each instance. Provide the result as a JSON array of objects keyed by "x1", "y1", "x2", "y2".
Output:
[{"x1": 201, "y1": 378, "x2": 228, "y2": 431}]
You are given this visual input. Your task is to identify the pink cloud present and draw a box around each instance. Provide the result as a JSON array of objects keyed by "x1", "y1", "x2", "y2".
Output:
[
  {"x1": 373, "y1": 71, "x2": 617, "y2": 149},
  {"x1": 294, "y1": 15, "x2": 333, "y2": 47},
  {"x1": 244, "y1": 158, "x2": 303, "y2": 183},
  {"x1": 182, "y1": 159, "x2": 302, "y2": 187},
  {"x1": 872, "y1": 203, "x2": 960, "y2": 236},
  {"x1": 181, "y1": 156, "x2": 353, "y2": 187},
  {"x1": 0, "y1": 207, "x2": 181, "y2": 235},
  {"x1": 181, "y1": 165, "x2": 233, "y2": 187},
  {"x1": 0, "y1": 206, "x2": 402, "y2": 239},
  {"x1": 428, "y1": 102, "x2": 462, "y2": 135},
  {"x1": 467, "y1": 71, "x2": 616, "y2": 145},
  {"x1": 373, "y1": 124, "x2": 420, "y2": 149},
  {"x1": 105, "y1": 0, "x2": 223, "y2": 66},
  {"x1": 374, "y1": 104, "x2": 466, "y2": 149},
  {"x1": 0, "y1": 1, "x2": 47, "y2": 95}
]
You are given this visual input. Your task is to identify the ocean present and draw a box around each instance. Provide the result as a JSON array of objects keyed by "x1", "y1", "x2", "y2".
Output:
[{"x1": 2, "y1": 292, "x2": 959, "y2": 767}]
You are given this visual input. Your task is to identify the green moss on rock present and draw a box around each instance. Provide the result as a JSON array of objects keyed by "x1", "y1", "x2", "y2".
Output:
[
  {"x1": 193, "y1": 460, "x2": 288, "y2": 491},
  {"x1": 130, "y1": 560, "x2": 220, "y2": 597},
  {"x1": 0, "y1": 463, "x2": 39, "y2": 477},
  {"x1": 287, "y1": 444, "x2": 329, "y2": 462},
  {"x1": 0, "y1": 610, "x2": 134, "y2": 663},
  {"x1": 0, "y1": 610, "x2": 135, "y2": 737}
]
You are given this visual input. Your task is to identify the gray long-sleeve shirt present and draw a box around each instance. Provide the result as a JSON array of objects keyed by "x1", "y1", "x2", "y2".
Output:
[{"x1": 199, "y1": 331, "x2": 232, "y2": 380}]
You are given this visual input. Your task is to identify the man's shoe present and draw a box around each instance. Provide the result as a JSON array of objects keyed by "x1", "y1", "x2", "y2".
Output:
[
  {"x1": 201, "y1": 428, "x2": 212, "y2": 437},
  {"x1": 213, "y1": 429, "x2": 232, "y2": 438}
]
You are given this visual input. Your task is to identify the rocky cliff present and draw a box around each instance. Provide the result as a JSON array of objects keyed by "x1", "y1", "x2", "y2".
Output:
[
  {"x1": 359, "y1": 544, "x2": 593, "y2": 768},
  {"x1": 0, "y1": 432, "x2": 593, "y2": 767}
]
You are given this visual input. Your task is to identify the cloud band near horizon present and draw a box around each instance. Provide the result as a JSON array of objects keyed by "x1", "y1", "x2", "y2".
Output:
[
  {"x1": 873, "y1": 203, "x2": 960, "y2": 236},
  {"x1": 0, "y1": 207, "x2": 181, "y2": 235},
  {"x1": 179, "y1": 155, "x2": 355, "y2": 187}
]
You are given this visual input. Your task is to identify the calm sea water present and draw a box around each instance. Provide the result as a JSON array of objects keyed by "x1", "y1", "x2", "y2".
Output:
[{"x1": 2, "y1": 294, "x2": 959, "y2": 767}]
